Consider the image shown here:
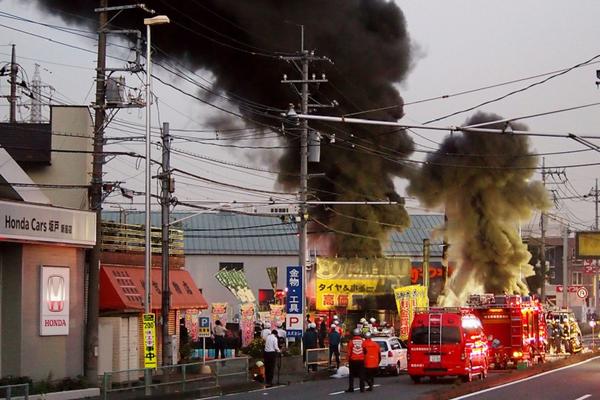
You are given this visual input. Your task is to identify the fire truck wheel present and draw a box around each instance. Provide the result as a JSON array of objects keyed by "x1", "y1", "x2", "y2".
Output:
[
  {"x1": 410, "y1": 375, "x2": 421, "y2": 383},
  {"x1": 461, "y1": 364, "x2": 473, "y2": 383}
]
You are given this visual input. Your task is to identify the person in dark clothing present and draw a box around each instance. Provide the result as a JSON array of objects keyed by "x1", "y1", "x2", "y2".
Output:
[
  {"x1": 213, "y1": 320, "x2": 228, "y2": 359},
  {"x1": 328, "y1": 324, "x2": 341, "y2": 369},
  {"x1": 263, "y1": 329, "x2": 280, "y2": 387},
  {"x1": 302, "y1": 323, "x2": 319, "y2": 371},
  {"x1": 319, "y1": 319, "x2": 328, "y2": 348},
  {"x1": 179, "y1": 318, "x2": 189, "y2": 345}
]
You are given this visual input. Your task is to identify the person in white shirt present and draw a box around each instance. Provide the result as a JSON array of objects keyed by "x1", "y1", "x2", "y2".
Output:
[
  {"x1": 263, "y1": 330, "x2": 280, "y2": 386},
  {"x1": 261, "y1": 322, "x2": 272, "y2": 340}
]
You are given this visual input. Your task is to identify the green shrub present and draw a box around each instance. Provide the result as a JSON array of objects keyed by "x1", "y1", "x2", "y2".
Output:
[{"x1": 241, "y1": 338, "x2": 265, "y2": 359}]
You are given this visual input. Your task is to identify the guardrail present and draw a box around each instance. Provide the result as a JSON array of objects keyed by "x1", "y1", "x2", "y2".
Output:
[
  {"x1": 100, "y1": 357, "x2": 249, "y2": 400},
  {"x1": 0, "y1": 383, "x2": 29, "y2": 400},
  {"x1": 305, "y1": 347, "x2": 329, "y2": 370}
]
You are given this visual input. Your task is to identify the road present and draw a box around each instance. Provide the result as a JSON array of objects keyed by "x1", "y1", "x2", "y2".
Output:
[
  {"x1": 197, "y1": 355, "x2": 600, "y2": 400},
  {"x1": 200, "y1": 372, "x2": 483, "y2": 400},
  {"x1": 450, "y1": 355, "x2": 600, "y2": 400}
]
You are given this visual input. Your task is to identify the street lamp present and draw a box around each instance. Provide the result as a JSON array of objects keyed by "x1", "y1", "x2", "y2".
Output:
[
  {"x1": 144, "y1": 14, "x2": 170, "y2": 316},
  {"x1": 143, "y1": 17, "x2": 169, "y2": 390}
]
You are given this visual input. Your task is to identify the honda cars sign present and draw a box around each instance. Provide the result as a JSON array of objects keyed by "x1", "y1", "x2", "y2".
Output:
[{"x1": 40, "y1": 266, "x2": 70, "y2": 335}]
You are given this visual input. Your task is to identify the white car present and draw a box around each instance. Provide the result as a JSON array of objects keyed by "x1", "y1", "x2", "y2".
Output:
[{"x1": 372, "y1": 336, "x2": 407, "y2": 375}]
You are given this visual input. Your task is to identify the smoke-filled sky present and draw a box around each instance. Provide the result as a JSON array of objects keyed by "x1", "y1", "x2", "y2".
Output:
[
  {"x1": 1, "y1": 0, "x2": 600, "y2": 240},
  {"x1": 408, "y1": 112, "x2": 551, "y2": 305}
]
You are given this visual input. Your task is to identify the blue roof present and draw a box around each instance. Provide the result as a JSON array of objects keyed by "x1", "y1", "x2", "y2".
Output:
[
  {"x1": 102, "y1": 211, "x2": 298, "y2": 255},
  {"x1": 102, "y1": 212, "x2": 443, "y2": 256},
  {"x1": 384, "y1": 214, "x2": 444, "y2": 257}
]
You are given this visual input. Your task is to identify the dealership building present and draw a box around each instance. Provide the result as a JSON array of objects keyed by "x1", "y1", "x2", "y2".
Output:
[{"x1": 0, "y1": 107, "x2": 96, "y2": 380}]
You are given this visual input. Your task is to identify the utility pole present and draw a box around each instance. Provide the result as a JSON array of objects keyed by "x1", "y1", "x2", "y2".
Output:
[
  {"x1": 9, "y1": 44, "x2": 17, "y2": 123},
  {"x1": 423, "y1": 239, "x2": 430, "y2": 301},
  {"x1": 595, "y1": 178, "x2": 598, "y2": 311},
  {"x1": 160, "y1": 122, "x2": 172, "y2": 366},
  {"x1": 540, "y1": 158, "x2": 547, "y2": 302},
  {"x1": 281, "y1": 28, "x2": 330, "y2": 339},
  {"x1": 85, "y1": 0, "x2": 108, "y2": 381},
  {"x1": 563, "y1": 225, "x2": 569, "y2": 310}
]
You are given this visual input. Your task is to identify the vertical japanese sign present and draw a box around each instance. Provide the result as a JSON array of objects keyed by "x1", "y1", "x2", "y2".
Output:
[
  {"x1": 143, "y1": 313, "x2": 157, "y2": 369},
  {"x1": 394, "y1": 285, "x2": 429, "y2": 341},
  {"x1": 285, "y1": 265, "x2": 303, "y2": 337},
  {"x1": 240, "y1": 303, "x2": 256, "y2": 347}
]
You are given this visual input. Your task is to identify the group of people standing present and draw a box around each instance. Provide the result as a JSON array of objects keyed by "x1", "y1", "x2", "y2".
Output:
[{"x1": 346, "y1": 328, "x2": 381, "y2": 392}]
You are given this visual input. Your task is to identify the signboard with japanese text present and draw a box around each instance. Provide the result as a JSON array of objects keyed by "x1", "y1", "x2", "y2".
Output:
[
  {"x1": 143, "y1": 313, "x2": 157, "y2": 369},
  {"x1": 198, "y1": 316, "x2": 211, "y2": 338},
  {"x1": 316, "y1": 258, "x2": 411, "y2": 310},
  {"x1": 394, "y1": 285, "x2": 429, "y2": 341},
  {"x1": 576, "y1": 231, "x2": 600, "y2": 259},
  {"x1": 316, "y1": 278, "x2": 378, "y2": 310},
  {"x1": 0, "y1": 200, "x2": 95, "y2": 247},
  {"x1": 40, "y1": 266, "x2": 70, "y2": 336},
  {"x1": 285, "y1": 265, "x2": 303, "y2": 337}
]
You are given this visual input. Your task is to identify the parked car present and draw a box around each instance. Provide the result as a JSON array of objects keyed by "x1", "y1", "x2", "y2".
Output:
[
  {"x1": 371, "y1": 335, "x2": 407, "y2": 375},
  {"x1": 407, "y1": 307, "x2": 489, "y2": 383}
]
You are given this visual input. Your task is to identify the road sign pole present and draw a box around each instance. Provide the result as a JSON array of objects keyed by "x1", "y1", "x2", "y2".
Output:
[{"x1": 203, "y1": 337, "x2": 206, "y2": 364}]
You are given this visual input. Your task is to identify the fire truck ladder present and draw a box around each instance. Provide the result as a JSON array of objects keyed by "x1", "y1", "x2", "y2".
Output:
[
  {"x1": 510, "y1": 308, "x2": 523, "y2": 353},
  {"x1": 428, "y1": 312, "x2": 443, "y2": 350}
]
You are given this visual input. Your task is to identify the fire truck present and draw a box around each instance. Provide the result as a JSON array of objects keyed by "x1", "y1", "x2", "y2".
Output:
[{"x1": 467, "y1": 294, "x2": 547, "y2": 369}]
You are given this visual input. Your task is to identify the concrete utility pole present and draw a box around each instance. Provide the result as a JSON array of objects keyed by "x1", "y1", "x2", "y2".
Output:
[
  {"x1": 85, "y1": 0, "x2": 108, "y2": 381},
  {"x1": 595, "y1": 178, "x2": 598, "y2": 310},
  {"x1": 281, "y1": 28, "x2": 329, "y2": 338},
  {"x1": 540, "y1": 158, "x2": 547, "y2": 301},
  {"x1": 160, "y1": 122, "x2": 172, "y2": 366},
  {"x1": 563, "y1": 225, "x2": 569, "y2": 309},
  {"x1": 9, "y1": 44, "x2": 17, "y2": 123}
]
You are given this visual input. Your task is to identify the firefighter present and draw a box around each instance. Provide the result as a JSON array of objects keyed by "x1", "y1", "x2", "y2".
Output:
[
  {"x1": 362, "y1": 332, "x2": 381, "y2": 391},
  {"x1": 346, "y1": 328, "x2": 365, "y2": 393}
]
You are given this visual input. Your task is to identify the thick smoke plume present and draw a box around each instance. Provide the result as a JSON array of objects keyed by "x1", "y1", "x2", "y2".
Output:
[
  {"x1": 407, "y1": 112, "x2": 550, "y2": 305},
  {"x1": 32, "y1": 0, "x2": 415, "y2": 256}
]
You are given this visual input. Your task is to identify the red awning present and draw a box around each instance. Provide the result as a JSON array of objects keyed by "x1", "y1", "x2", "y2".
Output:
[{"x1": 100, "y1": 264, "x2": 208, "y2": 311}]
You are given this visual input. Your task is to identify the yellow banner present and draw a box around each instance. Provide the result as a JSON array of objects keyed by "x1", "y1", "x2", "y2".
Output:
[
  {"x1": 142, "y1": 313, "x2": 157, "y2": 369},
  {"x1": 394, "y1": 285, "x2": 429, "y2": 341},
  {"x1": 316, "y1": 278, "x2": 378, "y2": 310}
]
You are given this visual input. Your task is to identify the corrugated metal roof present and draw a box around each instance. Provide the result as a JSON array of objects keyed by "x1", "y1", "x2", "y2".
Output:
[
  {"x1": 102, "y1": 212, "x2": 443, "y2": 256},
  {"x1": 102, "y1": 211, "x2": 298, "y2": 255},
  {"x1": 383, "y1": 214, "x2": 444, "y2": 257}
]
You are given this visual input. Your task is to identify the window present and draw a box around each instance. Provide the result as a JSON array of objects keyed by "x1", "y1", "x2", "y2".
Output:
[
  {"x1": 572, "y1": 271, "x2": 583, "y2": 285},
  {"x1": 376, "y1": 341, "x2": 388, "y2": 351},
  {"x1": 410, "y1": 326, "x2": 461, "y2": 344},
  {"x1": 219, "y1": 262, "x2": 244, "y2": 271},
  {"x1": 390, "y1": 339, "x2": 402, "y2": 350}
]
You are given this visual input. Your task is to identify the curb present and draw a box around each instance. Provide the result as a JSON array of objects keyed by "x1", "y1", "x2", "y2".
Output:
[{"x1": 416, "y1": 351, "x2": 599, "y2": 400}]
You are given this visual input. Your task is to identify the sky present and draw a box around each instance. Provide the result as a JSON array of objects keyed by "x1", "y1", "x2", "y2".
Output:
[{"x1": 1, "y1": 0, "x2": 600, "y2": 237}]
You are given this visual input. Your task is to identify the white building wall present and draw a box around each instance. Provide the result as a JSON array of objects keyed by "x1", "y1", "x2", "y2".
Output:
[
  {"x1": 27, "y1": 106, "x2": 93, "y2": 210},
  {"x1": 185, "y1": 254, "x2": 296, "y2": 316}
]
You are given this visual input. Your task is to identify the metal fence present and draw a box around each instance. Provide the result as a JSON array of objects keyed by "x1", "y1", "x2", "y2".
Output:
[
  {"x1": 100, "y1": 357, "x2": 249, "y2": 400},
  {"x1": 305, "y1": 348, "x2": 330, "y2": 370},
  {"x1": 0, "y1": 384, "x2": 29, "y2": 400}
]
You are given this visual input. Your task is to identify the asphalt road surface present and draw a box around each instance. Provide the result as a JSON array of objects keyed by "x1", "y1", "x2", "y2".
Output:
[
  {"x1": 200, "y1": 372, "x2": 483, "y2": 400},
  {"x1": 450, "y1": 356, "x2": 600, "y2": 400},
  {"x1": 198, "y1": 356, "x2": 600, "y2": 400}
]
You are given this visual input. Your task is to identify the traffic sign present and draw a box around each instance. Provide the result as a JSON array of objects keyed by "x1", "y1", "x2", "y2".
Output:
[
  {"x1": 577, "y1": 286, "x2": 589, "y2": 299},
  {"x1": 198, "y1": 316, "x2": 211, "y2": 338},
  {"x1": 143, "y1": 313, "x2": 157, "y2": 369}
]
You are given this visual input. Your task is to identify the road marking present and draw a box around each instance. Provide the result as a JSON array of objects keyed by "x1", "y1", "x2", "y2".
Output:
[
  {"x1": 246, "y1": 385, "x2": 285, "y2": 393},
  {"x1": 450, "y1": 356, "x2": 600, "y2": 399},
  {"x1": 329, "y1": 384, "x2": 381, "y2": 395},
  {"x1": 574, "y1": 395, "x2": 591, "y2": 400}
]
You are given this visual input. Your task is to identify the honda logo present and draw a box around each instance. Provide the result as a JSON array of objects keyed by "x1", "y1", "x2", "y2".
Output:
[{"x1": 46, "y1": 275, "x2": 65, "y2": 312}]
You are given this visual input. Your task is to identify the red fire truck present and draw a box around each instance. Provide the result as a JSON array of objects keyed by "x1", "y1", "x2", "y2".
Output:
[{"x1": 468, "y1": 294, "x2": 547, "y2": 369}]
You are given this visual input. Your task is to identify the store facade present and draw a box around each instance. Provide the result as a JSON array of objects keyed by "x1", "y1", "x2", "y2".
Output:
[{"x1": 0, "y1": 199, "x2": 95, "y2": 380}]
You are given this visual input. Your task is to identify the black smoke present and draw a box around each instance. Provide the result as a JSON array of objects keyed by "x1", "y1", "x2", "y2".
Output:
[{"x1": 31, "y1": 0, "x2": 415, "y2": 256}]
